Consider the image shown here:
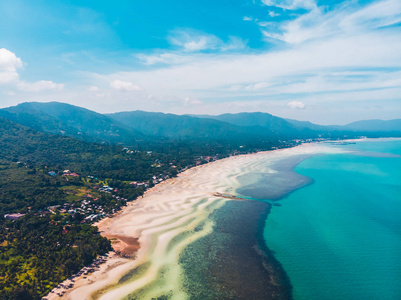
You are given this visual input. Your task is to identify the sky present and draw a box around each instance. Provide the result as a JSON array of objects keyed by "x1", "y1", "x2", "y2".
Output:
[{"x1": 0, "y1": 0, "x2": 400, "y2": 124}]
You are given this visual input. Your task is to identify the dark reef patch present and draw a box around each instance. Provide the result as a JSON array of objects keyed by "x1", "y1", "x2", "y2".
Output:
[
  {"x1": 237, "y1": 155, "x2": 313, "y2": 200},
  {"x1": 179, "y1": 200, "x2": 291, "y2": 299}
]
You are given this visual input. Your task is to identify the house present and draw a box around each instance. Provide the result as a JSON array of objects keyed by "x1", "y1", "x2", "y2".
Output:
[
  {"x1": 63, "y1": 170, "x2": 71, "y2": 174},
  {"x1": 4, "y1": 213, "x2": 25, "y2": 220},
  {"x1": 48, "y1": 205, "x2": 61, "y2": 214},
  {"x1": 48, "y1": 171, "x2": 57, "y2": 176}
]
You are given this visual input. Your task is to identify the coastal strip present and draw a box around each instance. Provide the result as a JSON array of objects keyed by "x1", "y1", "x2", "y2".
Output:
[{"x1": 45, "y1": 142, "x2": 348, "y2": 300}]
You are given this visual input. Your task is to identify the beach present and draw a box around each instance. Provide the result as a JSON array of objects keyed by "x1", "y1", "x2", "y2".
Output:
[{"x1": 45, "y1": 143, "x2": 346, "y2": 300}]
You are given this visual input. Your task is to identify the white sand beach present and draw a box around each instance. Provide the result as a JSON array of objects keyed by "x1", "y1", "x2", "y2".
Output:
[{"x1": 45, "y1": 143, "x2": 346, "y2": 300}]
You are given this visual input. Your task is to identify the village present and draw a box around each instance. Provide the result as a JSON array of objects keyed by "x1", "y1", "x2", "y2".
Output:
[
  {"x1": 4, "y1": 166, "x2": 182, "y2": 225},
  {"x1": 3, "y1": 140, "x2": 307, "y2": 224}
]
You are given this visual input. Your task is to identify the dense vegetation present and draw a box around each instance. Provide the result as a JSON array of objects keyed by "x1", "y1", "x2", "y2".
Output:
[
  {"x1": 0, "y1": 102, "x2": 143, "y2": 145},
  {"x1": 0, "y1": 216, "x2": 111, "y2": 300},
  {"x1": 0, "y1": 116, "x2": 294, "y2": 299}
]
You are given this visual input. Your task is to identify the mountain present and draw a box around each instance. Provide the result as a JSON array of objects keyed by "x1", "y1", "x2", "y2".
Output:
[
  {"x1": 287, "y1": 118, "x2": 401, "y2": 136},
  {"x1": 196, "y1": 112, "x2": 316, "y2": 137},
  {"x1": 341, "y1": 119, "x2": 401, "y2": 132},
  {"x1": 200, "y1": 112, "x2": 296, "y2": 131},
  {"x1": 0, "y1": 115, "x2": 133, "y2": 168},
  {"x1": 0, "y1": 115, "x2": 98, "y2": 165},
  {"x1": 285, "y1": 119, "x2": 331, "y2": 132},
  {"x1": 107, "y1": 111, "x2": 267, "y2": 141},
  {"x1": 2, "y1": 102, "x2": 400, "y2": 145},
  {"x1": 0, "y1": 102, "x2": 144, "y2": 144}
]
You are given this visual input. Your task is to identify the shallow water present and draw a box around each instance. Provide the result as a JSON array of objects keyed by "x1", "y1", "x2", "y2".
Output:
[
  {"x1": 263, "y1": 139, "x2": 401, "y2": 300},
  {"x1": 180, "y1": 200, "x2": 290, "y2": 300},
  {"x1": 236, "y1": 155, "x2": 313, "y2": 200}
]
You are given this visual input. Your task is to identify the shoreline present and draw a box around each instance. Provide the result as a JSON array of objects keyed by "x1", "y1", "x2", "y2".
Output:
[{"x1": 44, "y1": 141, "x2": 350, "y2": 300}]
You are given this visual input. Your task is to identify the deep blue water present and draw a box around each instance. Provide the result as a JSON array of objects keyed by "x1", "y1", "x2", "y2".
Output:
[{"x1": 263, "y1": 139, "x2": 401, "y2": 300}]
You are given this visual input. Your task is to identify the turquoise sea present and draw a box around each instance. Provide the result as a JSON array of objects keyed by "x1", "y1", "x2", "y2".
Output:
[{"x1": 263, "y1": 139, "x2": 401, "y2": 299}]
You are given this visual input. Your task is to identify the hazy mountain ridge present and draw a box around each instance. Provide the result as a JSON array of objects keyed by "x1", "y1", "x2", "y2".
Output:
[
  {"x1": 107, "y1": 111, "x2": 272, "y2": 141},
  {"x1": 341, "y1": 119, "x2": 401, "y2": 132},
  {"x1": 0, "y1": 102, "x2": 144, "y2": 145},
  {"x1": 196, "y1": 112, "x2": 323, "y2": 138},
  {"x1": 286, "y1": 117, "x2": 401, "y2": 134},
  {"x1": 1, "y1": 102, "x2": 400, "y2": 145},
  {"x1": 198, "y1": 112, "x2": 299, "y2": 133},
  {"x1": 285, "y1": 118, "x2": 332, "y2": 132}
]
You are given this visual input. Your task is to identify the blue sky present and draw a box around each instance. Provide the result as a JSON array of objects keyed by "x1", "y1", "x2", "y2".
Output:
[{"x1": 0, "y1": 0, "x2": 400, "y2": 124}]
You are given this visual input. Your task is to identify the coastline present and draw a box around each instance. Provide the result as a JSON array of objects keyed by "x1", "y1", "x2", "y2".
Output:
[{"x1": 44, "y1": 142, "x2": 349, "y2": 300}]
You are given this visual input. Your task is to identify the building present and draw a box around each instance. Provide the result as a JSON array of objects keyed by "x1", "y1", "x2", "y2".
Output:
[{"x1": 4, "y1": 213, "x2": 25, "y2": 220}]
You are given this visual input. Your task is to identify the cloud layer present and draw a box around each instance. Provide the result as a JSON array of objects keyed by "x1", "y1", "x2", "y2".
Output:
[
  {"x1": 0, "y1": 48, "x2": 64, "y2": 93},
  {"x1": 1, "y1": 0, "x2": 400, "y2": 124}
]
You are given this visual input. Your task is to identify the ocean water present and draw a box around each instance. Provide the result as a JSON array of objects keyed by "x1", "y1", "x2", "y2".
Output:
[{"x1": 263, "y1": 139, "x2": 401, "y2": 300}]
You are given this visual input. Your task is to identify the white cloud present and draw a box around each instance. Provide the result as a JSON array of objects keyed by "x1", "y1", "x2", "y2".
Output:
[
  {"x1": 183, "y1": 97, "x2": 202, "y2": 105},
  {"x1": 243, "y1": 16, "x2": 253, "y2": 21},
  {"x1": 220, "y1": 36, "x2": 247, "y2": 51},
  {"x1": 262, "y1": 0, "x2": 317, "y2": 10},
  {"x1": 17, "y1": 80, "x2": 64, "y2": 92},
  {"x1": 269, "y1": 11, "x2": 280, "y2": 17},
  {"x1": 135, "y1": 33, "x2": 246, "y2": 67},
  {"x1": 244, "y1": 82, "x2": 272, "y2": 91},
  {"x1": 110, "y1": 79, "x2": 141, "y2": 91},
  {"x1": 0, "y1": 48, "x2": 23, "y2": 84},
  {"x1": 136, "y1": 52, "x2": 200, "y2": 65},
  {"x1": 95, "y1": 26, "x2": 401, "y2": 111},
  {"x1": 88, "y1": 85, "x2": 99, "y2": 91},
  {"x1": 168, "y1": 29, "x2": 220, "y2": 52},
  {"x1": 258, "y1": 21, "x2": 273, "y2": 27},
  {"x1": 0, "y1": 48, "x2": 65, "y2": 94},
  {"x1": 167, "y1": 29, "x2": 246, "y2": 52},
  {"x1": 261, "y1": 0, "x2": 401, "y2": 44},
  {"x1": 287, "y1": 101, "x2": 305, "y2": 109}
]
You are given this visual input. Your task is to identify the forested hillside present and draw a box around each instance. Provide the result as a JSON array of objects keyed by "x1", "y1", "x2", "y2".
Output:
[
  {"x1": 108, "y1": 110, "x2": 266, "y2": 140},
  {"x1": 0, "y1": 115, "x2": 294, "y2": 299},
  {"x1": 0, "y1": 102, "x2": 143, "y2": 145}
]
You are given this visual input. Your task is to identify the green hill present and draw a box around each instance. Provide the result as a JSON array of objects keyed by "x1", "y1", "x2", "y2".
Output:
[
  {"x1": 0, "y1": 102, "x2": 144, "y2": 145},
  {"x1": 107, "y1": 110, "x2": 266, "y2": 141},
  {"x1": 198, "y1": 112, "x2": 318, "y2": 137},
  {"x1": 2, "y1": 102, "x2": 400, "y2": 145},
  {"x1": 341, "y1": 119, "x2": 401, "y2": 132}
]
